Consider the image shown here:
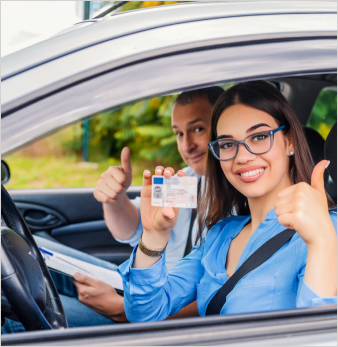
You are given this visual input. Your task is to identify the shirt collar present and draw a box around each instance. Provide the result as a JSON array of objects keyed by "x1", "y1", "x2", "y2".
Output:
[{"x1": 265, "y1": 209, "x2": 278, "y2": 220}]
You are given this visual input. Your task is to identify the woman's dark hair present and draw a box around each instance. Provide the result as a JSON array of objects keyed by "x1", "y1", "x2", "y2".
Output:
[{"x1": 197, "y1": 80, "x2": 334, "y2": 243}]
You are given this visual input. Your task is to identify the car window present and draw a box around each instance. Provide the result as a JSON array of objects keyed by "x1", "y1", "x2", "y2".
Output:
[
  {"x1": 3, "y1": 95, "x2": 184, "y2": 189},
  {"x1": 307, "y1": 87, "x2": 337, "y2": 139}
]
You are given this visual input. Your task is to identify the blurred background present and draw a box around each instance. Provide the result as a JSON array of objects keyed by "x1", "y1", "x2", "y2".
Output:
[{"x1": 2, "y1": 1, "x2": 337, "y2": 189}]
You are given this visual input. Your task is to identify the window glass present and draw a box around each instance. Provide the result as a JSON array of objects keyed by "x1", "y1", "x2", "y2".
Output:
[
  {"x1": 307, "y1": 87, "x2": 337, "y2": 139},
  {"x1": 4, "y1": 95, "x2": 184, "y2": 189}
]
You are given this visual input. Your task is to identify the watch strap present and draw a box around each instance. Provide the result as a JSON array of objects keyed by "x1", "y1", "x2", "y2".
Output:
[{"x1": 138, "y1": 231, "x2": 167, "y2": 257}]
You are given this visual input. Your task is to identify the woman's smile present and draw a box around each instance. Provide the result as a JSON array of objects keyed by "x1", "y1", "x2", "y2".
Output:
[{"x1": 235, "y1": 165, "x2": 267, "y2": 183}]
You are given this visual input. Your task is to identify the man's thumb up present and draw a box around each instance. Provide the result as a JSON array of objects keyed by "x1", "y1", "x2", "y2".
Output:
[
  {"x1": 121, "y1": 147, "x2": 132, "y2": 188},
  {"x1": 311, "y1": 160, "x2": 330, "y2": 194}
]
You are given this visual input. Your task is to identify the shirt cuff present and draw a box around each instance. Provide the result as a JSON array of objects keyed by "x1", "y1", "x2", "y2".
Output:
[
  {"x1": 297, "y1": 278, "x2": 337, "y2": 308},
  {"x1": 117, "y1": 245, "x2": 168, "y2": 295}
]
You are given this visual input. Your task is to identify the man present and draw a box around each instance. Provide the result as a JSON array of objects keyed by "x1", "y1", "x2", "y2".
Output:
[
  {"x1": 2, "y1": 87, "x2": 223, "y2": 332},
  {"x1": 80, "y1": 86, "x2": 223, "y2": 320},
  {"x1": 93, "y1": 87, "x2": 221, "y2": 266}
]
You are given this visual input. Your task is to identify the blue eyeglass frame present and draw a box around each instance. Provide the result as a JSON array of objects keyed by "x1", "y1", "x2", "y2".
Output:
[{"x1": 208, "y1": 125, "x2": 286, "y2": 161}]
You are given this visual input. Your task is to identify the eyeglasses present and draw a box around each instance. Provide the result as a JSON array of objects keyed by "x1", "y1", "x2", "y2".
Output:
[{"x1": 208, "y1": 125, "x2": 285, "y2": 161}]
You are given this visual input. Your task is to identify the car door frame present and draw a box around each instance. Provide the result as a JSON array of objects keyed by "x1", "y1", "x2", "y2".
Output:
[
  {"x1": 1, "y1": 7, "x2": 337, "y2": 345},
  {"x1": 2, "y1": 305, "x2": 336, "y2": 346}
]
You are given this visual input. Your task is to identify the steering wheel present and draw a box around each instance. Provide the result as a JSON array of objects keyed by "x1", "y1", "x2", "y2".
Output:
[{"x1": 1, "y1": 184, "x2": 68, "y2": 331}]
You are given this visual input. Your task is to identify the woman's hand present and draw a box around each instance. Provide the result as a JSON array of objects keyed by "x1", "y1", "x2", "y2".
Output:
[
  {"x1": 72, "y1": 273, "x2": 127, "y2": 322},
  {"x1": 133, "y1": 166, "x2": 186, "y2": 269},
  {"x1": 275, "y1": 160, "x2": 336, "y2": 297},
  {"x1": 140, "y1": 166, "x2": 186, "y2": 243},
  {"x1": 275, "y1": 160, "x2": 335, "y2": 246}
]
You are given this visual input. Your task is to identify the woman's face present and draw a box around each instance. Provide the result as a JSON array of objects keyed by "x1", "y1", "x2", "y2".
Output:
[{"x1": 216, "y1": 104, "x2": 294, "y2": 200}]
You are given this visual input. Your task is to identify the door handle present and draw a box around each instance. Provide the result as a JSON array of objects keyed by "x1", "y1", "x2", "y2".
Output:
[
  {"x1": 15, "y1": 202, "x2": 67, "y2": 231},
  {"x1": 25, "y1": 214, "x2": 59, "y2": 227}
]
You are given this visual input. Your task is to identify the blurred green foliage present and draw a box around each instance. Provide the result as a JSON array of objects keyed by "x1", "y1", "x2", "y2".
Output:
[
  {"x1": 307, "y1": 88, "x2": 337, "y2": 139},
  {"x1": 62, "y1": 95, "x2": 184, "y2": 168}
]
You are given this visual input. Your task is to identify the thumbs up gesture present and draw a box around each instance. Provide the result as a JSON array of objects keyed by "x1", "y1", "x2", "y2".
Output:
[
  {"x1": 94, "y1": 147, "x2": 133, "y2": 205},
  {"x1": 275, "y1": 160, "x2": 334, "y2": 245}
]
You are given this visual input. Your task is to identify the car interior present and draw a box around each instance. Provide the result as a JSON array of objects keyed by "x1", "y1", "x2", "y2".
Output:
[{"x1": 1, "y1": 74, "x2": 337, "y2": 334}]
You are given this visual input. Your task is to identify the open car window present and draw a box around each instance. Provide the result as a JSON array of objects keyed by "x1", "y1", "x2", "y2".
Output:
[
  {"x1": 3, "y1": 95, "x2": 185, "y2": 189},
  {"x1": 3, "y1": 82, "x2": 238, "y2": 189}
]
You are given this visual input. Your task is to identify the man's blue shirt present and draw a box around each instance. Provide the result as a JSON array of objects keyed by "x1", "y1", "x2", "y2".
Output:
[{"x1": 118, "y1": 209, "x2": 337, "y2": 322}]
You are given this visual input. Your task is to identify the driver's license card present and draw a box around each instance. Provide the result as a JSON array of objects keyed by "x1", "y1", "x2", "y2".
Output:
[{"x1": 151, "y1": 176, "x2": 198, "y2": 208}]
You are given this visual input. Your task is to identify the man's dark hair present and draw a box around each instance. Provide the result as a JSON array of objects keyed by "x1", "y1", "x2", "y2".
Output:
[{"x1": 175, "y1": 86, "x2": 224, "y2": 107}]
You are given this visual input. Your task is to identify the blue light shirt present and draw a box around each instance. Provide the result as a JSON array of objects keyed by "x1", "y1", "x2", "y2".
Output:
[
  {"x1": 118, "y1": 209, "x2": 337, "y2": 322},
  {"x1": 115, "y1": 167, "x2": 203, "y2": 269}
]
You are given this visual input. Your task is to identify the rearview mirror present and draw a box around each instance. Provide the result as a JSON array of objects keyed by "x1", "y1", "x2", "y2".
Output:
[{"x1": 1, "y1": 160, "x2": 10, "y2": 185}]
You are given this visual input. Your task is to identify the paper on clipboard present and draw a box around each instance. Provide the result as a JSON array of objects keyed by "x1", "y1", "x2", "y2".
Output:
[{"x1": 39, "y1": 247, "x2": 123, "y2": 292}]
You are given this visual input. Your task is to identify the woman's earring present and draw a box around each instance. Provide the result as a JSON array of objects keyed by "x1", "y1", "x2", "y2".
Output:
[{"x1": 289, "y1": 150, "x2": 294, "y2": 156}]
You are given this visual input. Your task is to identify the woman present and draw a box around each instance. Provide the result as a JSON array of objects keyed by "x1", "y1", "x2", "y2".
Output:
[{"x1": 118, "y1": 81, "x2": 337, "y2": 322}]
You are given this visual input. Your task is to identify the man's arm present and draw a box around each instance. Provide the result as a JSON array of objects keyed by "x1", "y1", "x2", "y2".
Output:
[
  {"x1": 72, "y1": 273, "x2": 128, "y2": 323},
  {"x1": 94, "y1": 147, "x2": 140, "y2": 241},
  {"x1": 103, "y1": 195, "x2": 140, "y2": 240},
  {"x1": 72, "y1": 273, "x2": 198, "y2": 322}
]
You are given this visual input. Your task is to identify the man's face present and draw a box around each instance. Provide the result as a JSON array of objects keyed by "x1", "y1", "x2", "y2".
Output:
[{"x1": 171, "y1": 96, "x2": 212, "y2": 176}]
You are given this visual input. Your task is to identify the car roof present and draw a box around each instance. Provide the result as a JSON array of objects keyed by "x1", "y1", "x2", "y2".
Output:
[
  {"x1": 2, "y1": 1, "x2": 336, "y2": 80},
  {"x1": 1, "y1": 1, "x2": 336, "y2": 155}
]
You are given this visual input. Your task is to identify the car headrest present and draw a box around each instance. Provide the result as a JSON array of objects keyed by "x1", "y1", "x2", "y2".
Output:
[
  {"x1": 324, "y1": 122, "x2": 337, "y2": 186},
  {"x1": 303, "y1": 127, "x2": 325, "y2": 165}
]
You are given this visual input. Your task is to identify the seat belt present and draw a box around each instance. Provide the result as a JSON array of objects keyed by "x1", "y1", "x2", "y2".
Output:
[
  {"x1": 206, "y1": 228, "x2": 296, "y2": 316},
  {"x1": 184, "y1": 179, "x2": 201, "y2": 257}
]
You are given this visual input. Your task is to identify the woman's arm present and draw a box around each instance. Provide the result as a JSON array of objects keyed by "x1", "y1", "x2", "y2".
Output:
[
  {"x1": 296, "y1": 211, "x2": 337, "y2": 307},
  {"x1": 132, "y1": 167, "x2": 183, "y2": 269},
  {"x1": 304, "y1": 216, "x2": 337, "y2": 297},
  {"x1": 118, "y1": 166, "x2": 204, "y2": 322},
  {"x1": 276, "y1": 160, "x2": 337, "y2": 298},
  {"x1": 118, "y1": 243, "x2": 205, "y2": 322}
]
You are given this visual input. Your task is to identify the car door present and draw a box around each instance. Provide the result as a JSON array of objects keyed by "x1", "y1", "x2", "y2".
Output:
[{"x1": 10, "y1": 190, "x2": 138, "y2": 265}]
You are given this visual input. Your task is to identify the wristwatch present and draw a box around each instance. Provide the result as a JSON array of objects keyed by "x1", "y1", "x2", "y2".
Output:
[{"x1": 138, "y1": 231, "x2": 167, "y2": 257}]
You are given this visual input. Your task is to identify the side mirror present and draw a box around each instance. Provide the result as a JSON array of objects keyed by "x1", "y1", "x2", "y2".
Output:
[{"x1": 1, "y1": 160, "x2": 10, "y2": 185}]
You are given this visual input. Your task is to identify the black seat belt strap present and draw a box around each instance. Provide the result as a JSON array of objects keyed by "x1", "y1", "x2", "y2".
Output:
[
  {"x1": 184, "y1": 179, "x2": 201, "y2": 257},
  {"x1": 206, "y1": 228, "x2": 296, "y2": 316}
]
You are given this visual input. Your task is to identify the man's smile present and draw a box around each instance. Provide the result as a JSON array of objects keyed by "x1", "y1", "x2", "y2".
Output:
[{"x1": 188, "y1": 153, "x2": 206, "y2": 163}]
